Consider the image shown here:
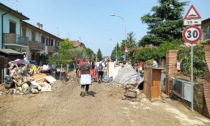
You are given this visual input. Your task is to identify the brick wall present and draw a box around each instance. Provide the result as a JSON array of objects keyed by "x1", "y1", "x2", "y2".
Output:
[
  {"x1": 194, "y1": 83, "x2": 204, "y2": 115},
  {"x1": 203, "y1": 44, "x2": 210, "y2": 118},
  {"x1": 166, "y1": 50, "x2": 178, "y2": 95}
]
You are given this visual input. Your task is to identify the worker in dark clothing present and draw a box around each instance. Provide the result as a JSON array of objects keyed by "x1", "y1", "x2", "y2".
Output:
[{"x1": 78, "y1": 59, "x2": 91, "y2": 97}]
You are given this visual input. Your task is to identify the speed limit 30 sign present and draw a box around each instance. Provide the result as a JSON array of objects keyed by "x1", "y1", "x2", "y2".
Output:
[{"x1": 182, "y1": 25, "x2": 202, "y2": 44}]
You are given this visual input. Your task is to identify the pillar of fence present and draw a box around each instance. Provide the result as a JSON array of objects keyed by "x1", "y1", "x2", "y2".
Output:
[
  {"x1": 203, "y1": 44, "x2": 210, "y2": 118},
  {"x1": 166, "y1": 50, "x2": 178, "y2": 95}
]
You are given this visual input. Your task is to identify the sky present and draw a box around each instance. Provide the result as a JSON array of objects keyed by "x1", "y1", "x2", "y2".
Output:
[{"x1": 1, "y1": 0, "x2": 209, "y2": 56}]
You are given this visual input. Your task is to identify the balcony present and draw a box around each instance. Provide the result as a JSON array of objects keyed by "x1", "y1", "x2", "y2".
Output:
[
  {"x1": 3, "y1": 33, "x2": 29, "y2": 46},
  {"x1": 48, "y1": 46, "x2": 59, "y2": 53},
  {"x1": 29, "y1": 41, "x2": 44, "y2": 51}
]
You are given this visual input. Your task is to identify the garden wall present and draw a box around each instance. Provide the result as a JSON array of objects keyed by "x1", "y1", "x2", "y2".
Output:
[
  {"x1": 166, "y1": 50, "x2": 178, "y2": 95},
  {"x1": 203, "y1": 44, "x2": 210, "y2": 118}
]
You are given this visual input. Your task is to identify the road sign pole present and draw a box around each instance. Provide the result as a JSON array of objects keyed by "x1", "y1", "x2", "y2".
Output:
[
  {"x1": 191, "y1": 44, "x2": 194, "y2": 111},
  {"x1": 183, "y1": 4, "x2": 201, "y2": 112}
]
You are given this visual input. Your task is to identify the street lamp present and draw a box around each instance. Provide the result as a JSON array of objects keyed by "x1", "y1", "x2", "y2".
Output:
[
  {"x1": 110, "y1": 14, "x2": 126, "y2": 41},
  {"x1": 110, "y1": 13, "x2": 127, "y2": 61}
]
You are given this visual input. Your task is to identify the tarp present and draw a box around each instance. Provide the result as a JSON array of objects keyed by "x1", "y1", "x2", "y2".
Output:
[
  {"x1": 11, "y1": 59, "x2": 28, "y2": 65},
  {"x1": 113, "y1": 65, "x2": 143, "y2": 85}
]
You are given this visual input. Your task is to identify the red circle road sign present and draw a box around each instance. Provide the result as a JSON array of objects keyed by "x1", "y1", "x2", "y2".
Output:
[{"x1": 182, "y1": 25, "x2": 202, "y2": 44}]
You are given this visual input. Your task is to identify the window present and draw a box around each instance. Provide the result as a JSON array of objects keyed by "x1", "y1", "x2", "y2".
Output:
[
  {"x1": 9, "y1": 21, "x2": 16, "y2": 33},
  {"x1": 46, "y1": 38, "x2": 48, "y2": 46},
  {"x1": 51, "y1": 39, "x2": 53, "y2": 46},
  {"x1": 41, "y1": 36, "x2": 45, "y2": 44},
  {"x1": 22, "y1": 28, "x2": 26, "y2": 37},
  {"x1": 207, "y1": 26, "x2": 210, "y2": 39},
  {"x1": 32, "y1": 31, "x2": 35, "y2": 41}
]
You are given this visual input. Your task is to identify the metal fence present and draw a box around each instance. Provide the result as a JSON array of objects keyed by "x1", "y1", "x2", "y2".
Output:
[{"x1": 171, "y1": 78, "x2": 193, "y2": 102}]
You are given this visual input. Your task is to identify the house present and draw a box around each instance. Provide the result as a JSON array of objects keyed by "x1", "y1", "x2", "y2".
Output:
[
  {"x1": 201, "y1": 18, "x2": 210, "y2": 40},
  {"x1": 21, "y1": 21, "x2": 62, "y2": 64},
  {"x1": 72, "y1": 40, "x2": 86, "y2": 50},
  {"x1": 0, "y1": 3, "x2": 62, "y2": 65},
  {"x1": 0, "y1": 3, "x2": 29, "y2": 53}
]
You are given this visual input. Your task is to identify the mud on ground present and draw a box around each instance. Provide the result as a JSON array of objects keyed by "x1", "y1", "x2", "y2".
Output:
[{"x1": 0, "y1": 72, "x2": 209, "y2": 126}]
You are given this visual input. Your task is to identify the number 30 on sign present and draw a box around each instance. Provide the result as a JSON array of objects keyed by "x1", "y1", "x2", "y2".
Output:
[{"x1": 182, "y1": 25, "x2": 202, "y2": 44}]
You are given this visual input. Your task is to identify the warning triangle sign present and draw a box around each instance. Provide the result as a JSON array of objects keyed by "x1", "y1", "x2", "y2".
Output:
[{"x1": 184, "y1": 5, "x2": 201, "y2": 20}]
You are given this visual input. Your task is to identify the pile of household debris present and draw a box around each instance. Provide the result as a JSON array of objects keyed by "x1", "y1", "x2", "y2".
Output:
[
  {"x1": 0, "y1": 59, "x2": 57, "y2": 95},
  {"x1": 105, "y1": 63, "x2": 144, "y2": 102}
]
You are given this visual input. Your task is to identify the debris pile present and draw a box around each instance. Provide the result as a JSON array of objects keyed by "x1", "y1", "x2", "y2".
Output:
[
  {"x1": 105, "y1": 64, "x2": 144, "y2": 102},
  {"x1": 0, "y1": 59, "x2": 59, "y2": 95}
]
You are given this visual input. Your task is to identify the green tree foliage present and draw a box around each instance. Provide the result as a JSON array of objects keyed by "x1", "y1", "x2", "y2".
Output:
[
  {"x1": 59, "y1": 38, "x2": 73, "y2": 54},
  {"x1": 126, "y1": 32, "x2": 137, "y2": 61},
  {"x1": 157, "y1": 42, "x2": 180, "y2": 58},
  {"x1": 120, "y1": 40, "x2": 126, "y2": 53},
  {"x1": 110, "y1": 32, "x2": 137, "y2": 61},
  {"x1": 139, "y1": 0, "x2": 188, "y2": 46},
  {"x1": 97, "y1": 49, "x2": 103, "y2": 61},
  {"x1": 133, "y1": 42, "x2": 180, "y2": 64},
  {"x1": 86, "y1": 48, "x2": 94, "y2": 60},
  {"x1": 111, "y1": 43, "x2": 122, "y2": 61},
  {"x1": 178, "y1": 45, "x2": 206, "y2": 81},
  {"x1": 126, "y1": 32, "x2": 137, "y2": 51},
  {"x1": 66, "y1": 49, "x2": 85, "y2": 60},
  {"x1": 49, "y1": 49, "x2": 85, "y2": 67},
  {"x1": 48, "y1": 54, "x2": 72, "y2": 67},
  {"x1": 134, "y1": 47, "x2": 158, "y2": 62},
  {"x1": 111, "y1": 41, "x2": 126, "y2": 61},
  {"x1": 49, "y1": 38, "x2": 84, "y2": 67},
  {"x1": 40, "y1": 53, "x2": 48, "y2": 65}
]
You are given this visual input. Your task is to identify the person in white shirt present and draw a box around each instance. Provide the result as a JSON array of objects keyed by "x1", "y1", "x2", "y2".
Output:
[{"x1": 152, "y1": 59, "x2": 158, "y2": 68}]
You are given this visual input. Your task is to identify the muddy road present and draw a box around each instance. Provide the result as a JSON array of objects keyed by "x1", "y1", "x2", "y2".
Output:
[{"x1": 0, "y1": 72, "x2": 210, "y2": 126}]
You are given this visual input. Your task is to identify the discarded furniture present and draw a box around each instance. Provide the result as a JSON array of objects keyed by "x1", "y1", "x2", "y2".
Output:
[
  {"x1": 0, "y1": 49, "x2": 24, "y2": 83},
  {"x1": 171, "y1": 78, "x2": 192, "y2": 102},
  {"x1": 144, "y1": 67, "x2": 163, "y2": 101}
]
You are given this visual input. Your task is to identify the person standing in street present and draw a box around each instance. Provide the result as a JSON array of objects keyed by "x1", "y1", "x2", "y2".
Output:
[
  {"x1": 78, "y1": 59, "x2": 91, "y2": 97},
  {"x1": 152, "y1": 59, "x2": 158, "y2": 68},
  {"x1": 97, "y1": 61, "x2": 104, "y2": 83}
]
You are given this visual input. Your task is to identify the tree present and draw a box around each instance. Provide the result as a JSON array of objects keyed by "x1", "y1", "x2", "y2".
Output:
[
  {"x1": 134, "y1": 47, "x2": 158, "y2": 63},
  {"x1": 126, "y1": 32, "x2": 137, "y2": 61},
  {"x1": 49, "y1": 38, "x2": 86, "y2": 66},
  {"x1": 157, "y1": 42, "x2": 180, "y2": 58},
  {"x1": 178, "y1": 45, "x2": 206, "y2": 82},
  {"x1": 111, "y1": 43, "x2": 121, "y2": 61},
  {"x1": 40, "y1": 53, "x2": 48, "y2": 65},
  {"x1": 126, "y1": 32, "x2": 136, "y2": 51},
  {"x1": 86, "y1": 48, "x2": 94, "y2": 60},
  {"x1": 138, "y1": 0, "x2": 188, "y2": 46},
  {"x1": 59, "y1": 38, "x2": 73, "y2": 54},
  {"x1": 49, "y1": 48, "x2": 85, "y2": 67},
  {"x1": 97, "y1": 49, "x2": 103, "y2": 61},
  {"x1": 48, "y1": 53, "x2": 72, "y2": 67},
  {"x1": 66, "y1": 49, "x2": 85, "y2": 60}
]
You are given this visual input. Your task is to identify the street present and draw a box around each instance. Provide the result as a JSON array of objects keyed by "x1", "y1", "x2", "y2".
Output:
[{"x1": 0, "y1": 72, "x2": 209, "y2": 126}]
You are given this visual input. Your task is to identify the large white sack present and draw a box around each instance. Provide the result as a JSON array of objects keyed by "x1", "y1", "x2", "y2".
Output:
[{"x1": 113, "y1": 65, "x2": 139, "y2": 85}]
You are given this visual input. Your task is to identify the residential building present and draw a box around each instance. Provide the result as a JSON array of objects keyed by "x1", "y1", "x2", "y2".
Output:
[
  {"x1": 0, "y1": 3, "x2": 62, "y2": 65},
  {"x1": 72, "y1": 40, "x2": 86, "y2": 50},
  {"x1": 21, "y1": 21, "x2": 62, "y2": 64},
  {"x1": 0, "y1": 3, "x2": 29, "y2": 53},
  {"x1": 201, "y1": 18, "x2": 210, "y2": 40}
]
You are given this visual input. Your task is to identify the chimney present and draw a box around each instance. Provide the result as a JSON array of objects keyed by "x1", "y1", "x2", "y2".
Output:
[{"x1": 37, "y1": 22, "x2": 43, "y2": 29}]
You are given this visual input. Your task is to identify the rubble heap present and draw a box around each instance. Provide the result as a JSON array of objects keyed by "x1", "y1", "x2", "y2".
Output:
[{"x1": 0, "y1": 60, "x2": 57, "y2": 95}]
